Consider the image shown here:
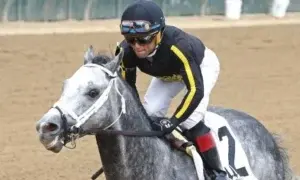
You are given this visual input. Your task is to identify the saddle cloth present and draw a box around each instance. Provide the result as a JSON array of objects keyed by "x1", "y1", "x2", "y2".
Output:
[{"x1": 168, "y1": 111, "x2": 258, "y2": 180}]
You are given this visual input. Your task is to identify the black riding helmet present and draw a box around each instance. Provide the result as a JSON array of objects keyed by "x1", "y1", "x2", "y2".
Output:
[{"x1": 120, "y1": 0, "x2": 165, "y2": 36}]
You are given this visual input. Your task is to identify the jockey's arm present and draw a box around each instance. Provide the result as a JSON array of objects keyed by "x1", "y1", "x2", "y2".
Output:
[
  {"x1": 151, "y1": 41, "x2": 204, "y2": 134},
  {"x1": 170, "y1": 41, "x2": 204, "y2": 125},
  {"x1": 115, "y1": 42, "x2": 139, "y2": 98}
]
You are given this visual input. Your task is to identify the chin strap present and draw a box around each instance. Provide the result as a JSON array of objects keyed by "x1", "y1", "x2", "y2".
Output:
[
  {"x1": 147, "y1": 30, "x2": 164, "y2": 57},
  {"x1": 147, "y1": 46, "x2": 159, "y2": 57}
]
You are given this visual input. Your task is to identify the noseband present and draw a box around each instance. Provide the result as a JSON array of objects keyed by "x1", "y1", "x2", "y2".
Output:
[{"x1": 52, "y1": 106, "x2": 72, "y2": 147}]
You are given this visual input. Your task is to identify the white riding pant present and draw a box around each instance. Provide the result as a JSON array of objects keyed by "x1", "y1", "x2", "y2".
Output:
[{"x1": 143, "y1": 48, "x2": 220, "y2": 130}]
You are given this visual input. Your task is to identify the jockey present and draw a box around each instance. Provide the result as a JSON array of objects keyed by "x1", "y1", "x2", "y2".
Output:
[{"x1": 116, "y1": 1, "x2": 224, "y2": 179}]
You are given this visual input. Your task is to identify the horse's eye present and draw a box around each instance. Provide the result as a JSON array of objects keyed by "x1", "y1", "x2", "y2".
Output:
[{"x1": 87, "y1": 89, "x2": 99, "y2": 98}]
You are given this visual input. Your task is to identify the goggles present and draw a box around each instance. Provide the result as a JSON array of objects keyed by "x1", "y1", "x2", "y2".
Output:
[
  {"x1": 124, "y1": 32, "x2": 157, "y2": 45},
  {"x1": 120, "y1": 20, "x2": 161, "y2": 34}
]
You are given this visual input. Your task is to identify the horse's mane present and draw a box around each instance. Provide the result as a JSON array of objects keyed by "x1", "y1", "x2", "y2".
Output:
[
  {"x1": 91, "y1": 47, "x2": 115, "y2": 65},
  {"x1": 91, "y1": 54, "x2": 112, "y2": 65}
]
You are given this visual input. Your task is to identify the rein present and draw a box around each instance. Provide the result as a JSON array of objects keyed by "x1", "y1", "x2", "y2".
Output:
[
  {"x1": 53, "y1": 91, "x2": 164, "y2": 148},
  {"x1": 72, "y1": 127, "x2": 165, "y2": 137}
]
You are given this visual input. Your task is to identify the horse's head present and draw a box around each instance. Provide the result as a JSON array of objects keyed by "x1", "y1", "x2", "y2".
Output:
[{"x1": 35, "y1": 46, "x2": 124, "y2": 153}]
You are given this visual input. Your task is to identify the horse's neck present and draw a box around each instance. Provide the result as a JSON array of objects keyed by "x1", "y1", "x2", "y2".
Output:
[
  {"x1": 95, "y1": 79, "x2": 198, "y2": 180},
  {"x1": 96, "y1": 79, "x2": 170, "y2": 179}
]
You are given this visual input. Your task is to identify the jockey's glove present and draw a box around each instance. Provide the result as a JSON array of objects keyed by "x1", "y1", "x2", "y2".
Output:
[{"x1": 151, "y1": 117, "x2": 180, "y2": 134}]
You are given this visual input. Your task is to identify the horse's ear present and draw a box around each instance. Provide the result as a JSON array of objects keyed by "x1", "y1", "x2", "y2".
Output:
[
  {"x1": 83, "y1": 45, "x2": 95, "y2": 64},
  {"x1": 104, "y1": 47, "x2": 124, "y2": 73}
]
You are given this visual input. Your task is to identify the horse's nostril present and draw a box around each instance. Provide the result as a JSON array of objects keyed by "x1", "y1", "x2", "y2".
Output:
[{"x1": 41, "y1": 122, "x2": 59, "y2": 133}]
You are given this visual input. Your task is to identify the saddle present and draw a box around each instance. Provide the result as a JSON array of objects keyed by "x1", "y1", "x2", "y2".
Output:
[
  {"x1": 165, "y1": 128, "x2": 195, "y2": 156},
  {"x1": 165, "y1": 128, "x2": 208, "y2": 179}
]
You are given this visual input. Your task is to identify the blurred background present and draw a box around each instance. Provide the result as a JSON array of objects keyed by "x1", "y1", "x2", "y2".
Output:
[
  {"x1": 0, "y1": 0, "x2": 298, "y2": 21},
  {"x1": 1, "y1": 0, "x2": 300, "y2": 180}
]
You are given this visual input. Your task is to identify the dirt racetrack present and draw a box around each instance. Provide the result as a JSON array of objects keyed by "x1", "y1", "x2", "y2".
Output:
[{"x1": 0, "y1": 23, "x2": 300, "y2": 180}]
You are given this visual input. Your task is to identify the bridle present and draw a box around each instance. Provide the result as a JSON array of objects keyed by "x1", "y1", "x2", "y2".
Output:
[
  {"x1": 51, "y1": 63, "x2": 164, "y2": 148},
  {"x1": 45, "y1": 49, "x2": 168, "y2": 180}
]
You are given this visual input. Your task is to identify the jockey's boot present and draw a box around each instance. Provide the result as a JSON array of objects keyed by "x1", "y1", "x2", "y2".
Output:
[{"x1": 184, "y1": 121, "x2": 229, "y2": 180}]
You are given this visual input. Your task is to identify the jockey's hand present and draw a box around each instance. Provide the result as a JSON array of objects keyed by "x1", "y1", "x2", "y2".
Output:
[{"x1": 151, "y1": 117, "x2": 179, "y2": 134}]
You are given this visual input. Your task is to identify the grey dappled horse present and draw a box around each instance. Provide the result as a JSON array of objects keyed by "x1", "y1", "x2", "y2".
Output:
[{"x1": 36, "y1": 48, "x2": 293, "y2": 180}]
